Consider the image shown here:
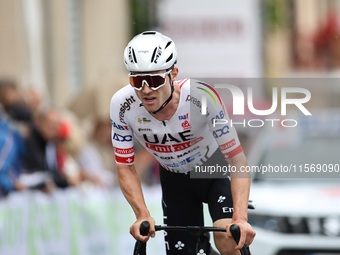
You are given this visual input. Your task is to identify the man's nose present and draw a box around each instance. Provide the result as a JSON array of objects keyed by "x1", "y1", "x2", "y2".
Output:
[{"x1": 141, "y1": 80, "x2": 153, "y2": 93}]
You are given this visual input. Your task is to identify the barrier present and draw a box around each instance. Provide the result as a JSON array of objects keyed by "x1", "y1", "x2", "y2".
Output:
[{"x1": 0, "y1": 185, "x2": 166, "y2": 255}]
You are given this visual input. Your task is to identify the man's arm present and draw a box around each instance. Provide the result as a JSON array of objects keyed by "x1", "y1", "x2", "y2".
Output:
[
  {"x1": 227, "y1": 152, "x2": 255, "y2": 249},
  {"x1": 116, "y1": 163, "x2": 155, "y2": 242}
]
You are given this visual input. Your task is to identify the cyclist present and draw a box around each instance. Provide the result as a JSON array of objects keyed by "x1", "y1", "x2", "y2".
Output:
[{"x1": 110, "y1": 31, "x2": 255, "y2": 255}]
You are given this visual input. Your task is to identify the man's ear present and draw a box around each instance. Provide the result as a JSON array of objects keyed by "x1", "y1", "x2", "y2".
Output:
[{"x1": 170, "y1": 67, "x2": 179, "y2": 80}]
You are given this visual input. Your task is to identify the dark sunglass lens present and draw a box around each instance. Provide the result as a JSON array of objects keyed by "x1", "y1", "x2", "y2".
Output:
[
  {"x1": 149, "y1": 75, "x2": 165, "y2": 89},
  {"x1": 130, "y1": 76, "x2": 142, "y2": 89}
]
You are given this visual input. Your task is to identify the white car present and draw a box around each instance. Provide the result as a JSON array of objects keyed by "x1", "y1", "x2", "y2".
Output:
[{"x1": 247, "y1": 109, "x2": 340, "y2": 255}]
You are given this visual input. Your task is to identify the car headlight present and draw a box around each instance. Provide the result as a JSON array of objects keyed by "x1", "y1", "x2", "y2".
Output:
[
  {"x1": 248, "y1": 214, "x2": 340, "y2": 236},
  {"x1": 323, "y1": 215, "x2": 340, "y2": 237}
]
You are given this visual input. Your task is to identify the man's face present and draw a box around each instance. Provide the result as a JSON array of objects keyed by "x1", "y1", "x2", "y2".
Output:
[
  {"x1": 132, "y1": 70, "x2": 172, "y2": 113},
  {"x1": 38, "y1": 110, "x2": 61, "y2": 141}
]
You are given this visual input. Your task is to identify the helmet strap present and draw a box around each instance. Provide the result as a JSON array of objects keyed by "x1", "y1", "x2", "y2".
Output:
[{"x1": 151, "y1": 73, "x2": 174, "y2": 114}]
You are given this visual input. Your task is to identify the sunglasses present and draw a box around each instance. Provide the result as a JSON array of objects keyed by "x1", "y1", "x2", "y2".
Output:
[{"x1": 129, "y1": 70, "x2": 172, "y2": 91}]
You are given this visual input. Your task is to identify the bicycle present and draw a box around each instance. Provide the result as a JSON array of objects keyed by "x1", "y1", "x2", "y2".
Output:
[{"x1": 133, "y1": 201, "x2": 256, "y2": 255}]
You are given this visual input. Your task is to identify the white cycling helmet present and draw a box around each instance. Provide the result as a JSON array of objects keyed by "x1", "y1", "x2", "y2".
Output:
[{"x1": 124, "y1": 31, "x2": 177, "y2": 72}]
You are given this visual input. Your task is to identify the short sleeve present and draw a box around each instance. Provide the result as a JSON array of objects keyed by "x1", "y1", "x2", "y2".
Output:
[
  {"x1": 195, "y1": 81, "x2": 243, "y2": 159},
  {"x1": 110, "y1": 89, "x2": 135, "y2": 165}
]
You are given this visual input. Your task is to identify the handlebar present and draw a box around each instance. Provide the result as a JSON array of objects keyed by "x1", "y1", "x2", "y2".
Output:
[
  {"x1": 133, "y1": 201, "x2": 255, "y2": 255},
  {"x1": 134, "y1": 221, "x2": 251, "y2": 255},
  {"x1": 133, "y1": 221, "x2": 150, "y2": 255}
]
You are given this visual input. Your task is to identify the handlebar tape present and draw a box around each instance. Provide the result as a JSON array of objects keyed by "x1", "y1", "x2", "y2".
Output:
[
  {"x1": 140, "y1": 221, "x2": 150, "y2": 236},
  {"x1": 229, "y1": 224, "x2": 251, "y2": 255},
  {"x1": 133, "y1": 221, "x2": 150, "y2": 255}
]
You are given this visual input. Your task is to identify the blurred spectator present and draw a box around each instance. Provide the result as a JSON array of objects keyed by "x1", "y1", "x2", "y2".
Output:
[
  {"x1": 0, "y1": 79, "x2": 32, "y2": 123},
  {"x1": 314, "y1": 11, "x2": 340, "y2": 70},
  {"x1": 22, "y1": 108, "x2": 68, "y2": 190},
  {"x1": 295, "y1": 10, "x2": 340, "y2": 71},
  {"x1": 25, "y1": 88, "x2": 43, "y2": 114},
  {"x1": 54, "y1": 115, "x2": 110, "y2": 188},
  {"x1": 77, "y1": 119, "x2": 116, "y2": 187},
  {"x1": 55, "y1": 121, "x2": 84, "y2": 187},
  {"x1": 0, "y1": 108, "x2": 26, "y2": 198}
]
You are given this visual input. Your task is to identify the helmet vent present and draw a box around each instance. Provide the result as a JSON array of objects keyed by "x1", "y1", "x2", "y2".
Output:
[
  {"x1": 132, "y1": 48, "x2": 137, "y2": 63},
  {"x1": 151, "y1": 47, "x2": 157, "y2": 63},
  {"x1": 166, "y1": 53, "x2": 173, "y2": 63},
  {"x1": 165, "y1": 41, "x2": 172, "y2": 49},
  {"x1": 142, "y1": 31, "x2": 156, "y2": 35}
]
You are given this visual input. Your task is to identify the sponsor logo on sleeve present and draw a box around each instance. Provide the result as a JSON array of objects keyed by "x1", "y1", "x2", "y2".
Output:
[
  {"x1": 210, "y1": 110, "x2": 225, "y2": 124},
  {"x1": 178, "y1": 113, "x2": 189, "y2": 120},
  {"x1": 119, "y1": 96, "x2": 136, "y2": 124},
  {"x1": 112, "y1": 133, "x2": 133, "y2": 142},
  {"x1": 213, "y1": 125, "x2": 229, "y2": 138},
  {"x1": 112, "y1": 122, "x2": 129, "y2": 131},
  {"x1": 219, "y1": 139, "x2": 236, "y2": 151},
  {"x1": 114, "y1": 147, "x2": 134, "y2": 154}
]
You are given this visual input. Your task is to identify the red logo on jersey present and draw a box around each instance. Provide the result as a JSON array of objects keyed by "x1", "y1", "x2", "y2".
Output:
[
  {"x1": 146, "y1": 143, "x2": 173, "y2": 153},
  {"x1": 145, "y1": 136, "x2": 204, "y2": 153},
  {"x1": 115, "y1": 155, "x2": 134, "y2": 164},
  {"x1": 219, "y1": 139, "x2": 236, "y2": 151},
  {"x1": 172, "y1": 137, "x2": 203, "y2": 152},
  {"x1": 114, "y1": 147, "x2": 134, "y2": 155},
  {"x1": 181, "y1": 120, "x2": 191, "y2": 130}
]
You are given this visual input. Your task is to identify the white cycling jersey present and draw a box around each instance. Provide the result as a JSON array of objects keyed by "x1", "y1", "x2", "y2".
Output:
[{"x1": 110, "y1": 79, "x2": 243, "y2": 173}]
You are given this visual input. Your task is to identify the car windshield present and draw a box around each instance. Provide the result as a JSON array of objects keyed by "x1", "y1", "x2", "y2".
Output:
[{"x1": 254, "y1": 136, "x2": 340, "y2": 181}]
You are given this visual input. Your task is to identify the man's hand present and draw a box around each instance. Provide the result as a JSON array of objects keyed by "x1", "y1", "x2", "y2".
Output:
[
  {"x1": 226, "y1": 219, "x2": 255, "y2": 250},
  {"x1": 130, "y1": 216, "x2": 156, "y2": 242}
]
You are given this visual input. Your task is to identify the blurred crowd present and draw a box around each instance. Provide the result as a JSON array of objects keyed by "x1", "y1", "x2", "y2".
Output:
[
  {"x1": 0, "y1": 78, "x2": 123, "y2": 198},
  {"x1": 295, "y1": 11, "x2": 340, "y2": 71},
  {"x1": 0, "y1": 78, "x2": 160, "y2": 199}
]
